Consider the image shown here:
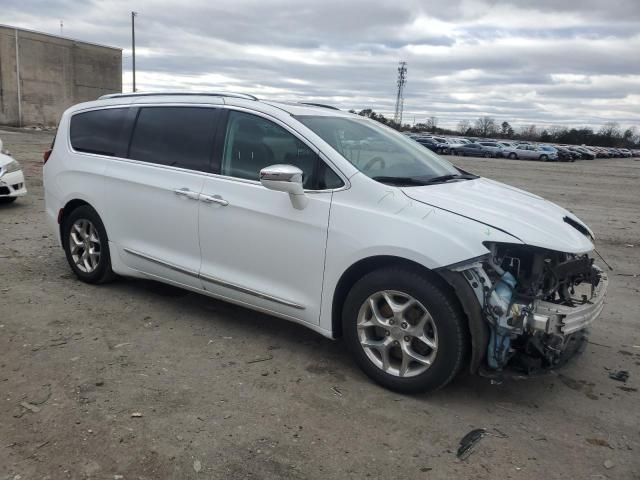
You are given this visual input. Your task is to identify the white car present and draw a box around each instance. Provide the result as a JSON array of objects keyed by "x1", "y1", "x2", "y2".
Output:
[
  {"x1": 43, "y1": 92, "x2": 607, "y2": 393},
  {"x1": 0, "y1": 138, "x2": 27, "y2": 203},
  {"x1": 505, "y1": 143, "x2": 558, "y2": 161}
]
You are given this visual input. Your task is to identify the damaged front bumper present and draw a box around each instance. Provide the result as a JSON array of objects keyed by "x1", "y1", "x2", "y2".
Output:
[
  {"x1": 448, "y1": 256, "x2": 608, "y2": 376},
  {"x1": 532, "y1": 274, "x2": 608, "y2": 336}
]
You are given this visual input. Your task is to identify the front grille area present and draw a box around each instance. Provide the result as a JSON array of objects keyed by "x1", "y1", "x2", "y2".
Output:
[{"x1": 0, "y1": 186, "x2": 10, "y2": 195}]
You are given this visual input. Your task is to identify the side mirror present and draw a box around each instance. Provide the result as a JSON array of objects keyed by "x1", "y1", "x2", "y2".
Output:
[{"x1": 260, "y1": 164, "x2": 308, "y2": 210}]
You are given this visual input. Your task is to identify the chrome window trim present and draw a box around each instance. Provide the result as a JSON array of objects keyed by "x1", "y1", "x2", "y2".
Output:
[
  {"x1": 123, "y1": 247, "x2": 305, "y2": 310},
  {"x1": 66, "y1": 103, "x2": 350, "y2": 193}
]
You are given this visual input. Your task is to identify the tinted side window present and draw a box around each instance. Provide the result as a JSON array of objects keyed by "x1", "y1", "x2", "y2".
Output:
[
  {"x1": 221, "y1": 111, "x2": 342, "y2": 189},
  {"x1": 70, "y1": 108, "x2": 128, "y2": 156},
  {"x1": 128, "y1": 107, "x2": 218, "y2": 172}
]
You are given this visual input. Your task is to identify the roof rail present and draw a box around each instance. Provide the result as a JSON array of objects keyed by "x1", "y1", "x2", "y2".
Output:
[
  {"x1": 299, "y1": 102, "x2": 340, "y2": 111},
  {"x1": 98, "y1": 91, "x2": 259, "y2": 101}
]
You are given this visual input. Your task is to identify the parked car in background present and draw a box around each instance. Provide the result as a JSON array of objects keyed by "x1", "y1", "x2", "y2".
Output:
[
  {"x1": 505, "y1": 144, "x2": 558, "y2": 161},
  {"x1": 430, "y1": 137, "x2": 451, "y2": 154},
  {"x1": 0, "y1": 138, "x2": 27, "y2": 204},
  {"x1": 618, "y1": 148, "x2": 632, "y2": 158},
  {"x1": 447, "y1": 137, "x2": 471, "y2": 149},
  {"x1": 450, "y1": 142, "x2": 493, "y2": 157},
  {"x1": 589, "y1": 147, "x2": 607, "y2": 158},
  {"x1": 415, "y1": 137, "x2": 440, "y2": 154},
  {"x1": 477, "y1": 141, "x2": 504, "y2": 157},
  {"x1": 538, "y1": 145, "x2": 560, "y2": 161},
  {"x1": 573, "y1": 147, "x2": 596, "y2": 160},
  {"x1": 608, "y1": 148, "x2": 622, "y2": 157},
  {"x1": 555, "y1": 146, "x2": 577, "y2": 162}
]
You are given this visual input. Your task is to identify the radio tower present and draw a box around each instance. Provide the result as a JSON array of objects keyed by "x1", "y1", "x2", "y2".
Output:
[{"x1": 394, "y1": 61, "x2": 407, "y2": 125}]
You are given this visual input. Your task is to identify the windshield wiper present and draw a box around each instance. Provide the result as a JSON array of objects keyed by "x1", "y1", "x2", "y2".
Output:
[
  {"x1": 422, "y1": 173, "x2": 478, "y2": 184},
  {"x1": 372, "y1": 173, "x2": 478, "y2": 187},
  {"x1": 371, "y1": 176, "x2": 431, "y2": 186}
]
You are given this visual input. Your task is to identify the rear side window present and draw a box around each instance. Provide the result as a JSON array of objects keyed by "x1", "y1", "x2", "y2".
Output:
[
  {"x1": 70, "y1": 108, "x2": 129, "y2": 156},
  {"x1": 128, "y1": 107, "x2": 218, "y2": 172}
]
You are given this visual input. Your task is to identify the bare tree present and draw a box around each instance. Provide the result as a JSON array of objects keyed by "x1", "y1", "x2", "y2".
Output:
[
  {"x1": 457, "y1": 120, "x2": 471, "y2": 135},
  {"x1": 598, "y1": 122, "x2": 621, "y2": 139},
  {"x1": 426, "y1": 116, "x2": 438, "y2": 133},
  {"x1": 520, "y1": 124, "x2": 539, "y2": 140},
  {"x1": 474, "y1": 116, "x2": 497, "y2": 137}
]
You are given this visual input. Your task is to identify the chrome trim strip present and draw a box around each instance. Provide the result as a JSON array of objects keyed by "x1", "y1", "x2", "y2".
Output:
[
  {"x1": 199, "y1": 273, "x2": 305, "y2": 310},
  {"x1": 123, "y1": 247, "x2": 305, "y2": 310},
  {"x1": 123, "y1": 248, "x2": 199, "y2": 277}
]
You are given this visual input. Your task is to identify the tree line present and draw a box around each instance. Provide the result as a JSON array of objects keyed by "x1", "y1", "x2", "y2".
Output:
[{"x1": 350, "y1": 109, "x2": 640, "y2": 148}]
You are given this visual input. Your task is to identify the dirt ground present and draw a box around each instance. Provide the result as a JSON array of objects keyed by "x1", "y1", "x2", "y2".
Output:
[{"x1": 1, "y1": 128, "x2": 639, "y2": 480}]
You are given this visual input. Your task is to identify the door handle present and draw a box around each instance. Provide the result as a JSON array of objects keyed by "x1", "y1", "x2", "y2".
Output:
[
  {"x1": 199, "y1": 193, "x2": 229, "y2": 206},
  {"x1": 174, "y1": 188, "x2": 200, "y2": 200}
]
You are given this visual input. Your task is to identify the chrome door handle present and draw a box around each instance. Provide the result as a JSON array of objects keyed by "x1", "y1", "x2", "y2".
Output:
[
  {"x1": 174, "y1": 188, "x2": 199, "y2": 200},
  {"x1": 199, "y1": 193, "x2": 229, "y2": 206}
]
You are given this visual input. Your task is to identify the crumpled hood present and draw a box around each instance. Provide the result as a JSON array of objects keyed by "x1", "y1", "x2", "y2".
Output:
[{"x1": 402, "y1": 177, "x2": 594, "y2": 254}]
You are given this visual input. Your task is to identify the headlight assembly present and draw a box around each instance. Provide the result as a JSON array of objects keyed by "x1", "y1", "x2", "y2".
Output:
[{"x1": 1, "y1": 159, "x2": 21, "y2": 176}]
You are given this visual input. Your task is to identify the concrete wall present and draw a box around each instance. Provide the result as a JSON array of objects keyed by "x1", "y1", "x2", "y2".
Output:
[{"x1": 0, "y1": 26, "x2": 122, "y2": 126}]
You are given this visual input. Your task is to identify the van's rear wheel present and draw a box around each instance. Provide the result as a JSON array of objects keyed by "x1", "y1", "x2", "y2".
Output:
[
  {"x1": 62, "y1": 205, "x2": 115, "y2": 284},
  {"x1": 342, "y1": 267, "x2": 467, "y2": 393}
]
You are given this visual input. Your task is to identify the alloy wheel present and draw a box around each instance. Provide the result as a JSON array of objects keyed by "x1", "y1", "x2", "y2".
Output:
[
  {"x1": 356, "y1": 290, "x2": 438, "y2": 378},
  {"x1": 69, "y1": 219, "x2": 101, "y2": 273}
]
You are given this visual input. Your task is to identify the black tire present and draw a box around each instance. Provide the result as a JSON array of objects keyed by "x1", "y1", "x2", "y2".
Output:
[
  {"x1": 0, "y1": 196, "x2": 17, "y2": 204},
  {"x1": 539, "y1": 155, "x2": 548, "y2": 162},
  {"x1": 484, "y1": 152, "x2": 492, "y2": 158},
  {"x1": 62, "y1": 205, "x2": 115, "y2": 284},
  {"x1": 508, "y1": 152, "x2": 517, "y2": 159},
  {"x1": 342, "y1": 266, "x2": 468, "y2": 393},
  {"x1": 451, "y1": 149, "x2": 457, "y2": 156}
]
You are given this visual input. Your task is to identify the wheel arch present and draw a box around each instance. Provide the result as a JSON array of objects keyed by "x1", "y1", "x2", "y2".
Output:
[
  {"x1": 331, "y1": 255, "x2": 487, "y2": 373},
  {"x1": 58, "y1": 198, "x2": 93, "y2": 240}
]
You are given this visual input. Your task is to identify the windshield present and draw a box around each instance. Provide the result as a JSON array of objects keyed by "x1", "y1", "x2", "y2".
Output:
[{"x1": 296, "y1": 115, "x2": 459, "y2": 182}]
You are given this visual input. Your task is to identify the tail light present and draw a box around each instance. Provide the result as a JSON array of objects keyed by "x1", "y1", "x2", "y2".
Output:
[{"x1": 43, "y1": 149, "x2": 52, "y2": 164}]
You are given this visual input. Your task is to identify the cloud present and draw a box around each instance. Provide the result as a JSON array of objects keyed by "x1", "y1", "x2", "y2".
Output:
[{"x1": 4, "y1": 0, "x2": 640, "y2": 128}]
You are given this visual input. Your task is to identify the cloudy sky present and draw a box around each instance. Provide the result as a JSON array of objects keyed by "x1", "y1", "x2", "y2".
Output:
[{"x1": 5, "y1": 0, "x2": 640, "y2": 129}]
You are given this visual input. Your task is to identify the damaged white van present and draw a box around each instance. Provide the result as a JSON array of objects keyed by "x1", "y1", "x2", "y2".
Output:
[{"x1": 43, "y1": 93, "x2": 607, "y2": 393}]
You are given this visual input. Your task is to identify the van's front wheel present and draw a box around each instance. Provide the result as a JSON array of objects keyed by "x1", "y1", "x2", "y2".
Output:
[{"x1": 342, "y1": 267, "x2": 468, "y2": 393}]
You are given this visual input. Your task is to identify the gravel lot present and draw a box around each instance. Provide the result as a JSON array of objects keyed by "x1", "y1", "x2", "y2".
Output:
[{"x1": 1, "y1": 128, "x2": 639, "y2": 479}]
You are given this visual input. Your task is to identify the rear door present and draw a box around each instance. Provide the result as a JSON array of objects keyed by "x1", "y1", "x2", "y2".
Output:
[{"x1": 103, "y1": 105, "x2": 220, "y2": 287}]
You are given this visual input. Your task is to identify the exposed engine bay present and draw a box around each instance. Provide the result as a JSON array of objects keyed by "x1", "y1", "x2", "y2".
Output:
[{"x1": 456, "y1": 242, "x2": 608, "y2": 375}]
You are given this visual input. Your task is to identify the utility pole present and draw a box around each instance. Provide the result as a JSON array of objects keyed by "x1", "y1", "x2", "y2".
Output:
[
  {"x1": 393, "y1": 61, "x2": 407, "y2": 126},
  {"x1": 15, "y1": 29, "x2": 22, "y2": 127},
  {"x1": 131, "y1": 11, "x2": 137, "y2": 92},
  {"x1": 60, "y1": 20, "x2": 63, "y2": 36}
]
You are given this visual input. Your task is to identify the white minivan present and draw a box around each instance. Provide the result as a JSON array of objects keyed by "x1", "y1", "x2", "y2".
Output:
[{"x1": 44, "y1": 92, "x2": 607, "y2": 393}]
